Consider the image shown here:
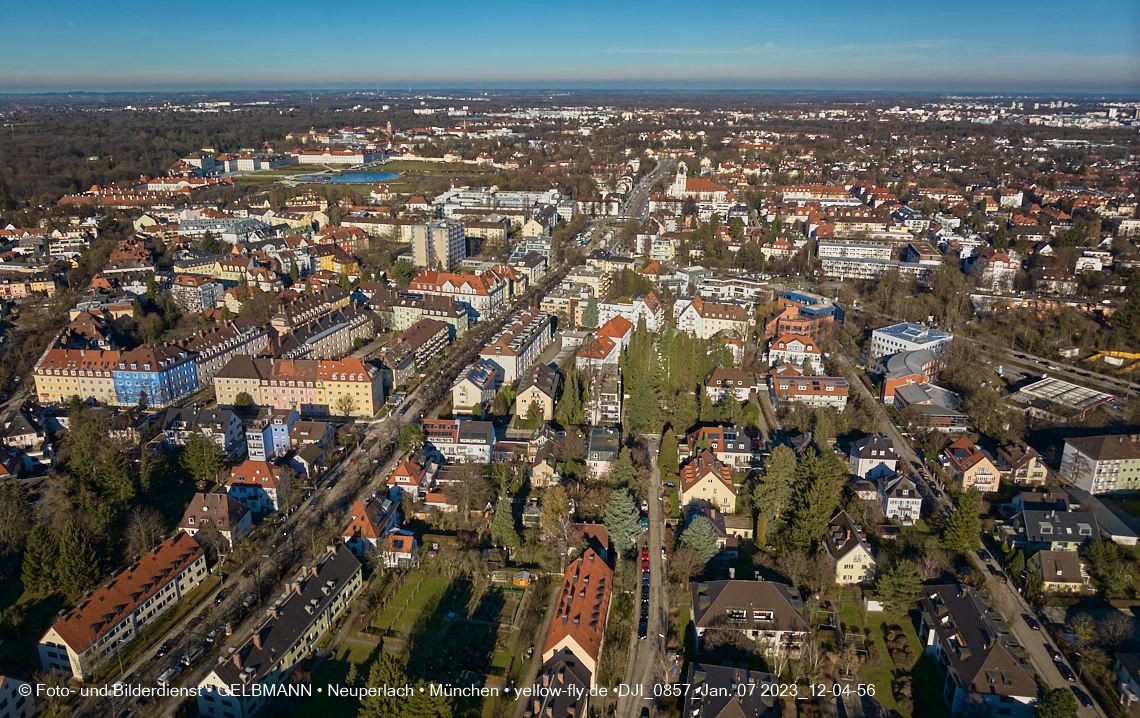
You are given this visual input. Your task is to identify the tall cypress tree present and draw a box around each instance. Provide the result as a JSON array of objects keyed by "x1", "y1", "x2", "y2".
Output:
[
  {"x1": 604, "y1": 488, "x2": 642, "y2": 558},
  {"x1": 943, "y1": 487, "x2": 983, "y2": 554},
  {"x1": 21, "y1": 523, "x2": 59, "y2": 593},
  {"x1": 57, "y1": 520, "x2": 100, "y2": 594},
  {"x1": 490, "y1": 495, "x2": 518, "y2": 548},
  {"x1": 659, "y1": 432, "x2": 679, "y2": 476}
]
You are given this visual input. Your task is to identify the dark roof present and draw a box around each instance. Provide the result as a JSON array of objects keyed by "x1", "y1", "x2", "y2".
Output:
[
  {"x1": 1021, "y1": 509, "x2": 1098, "y2": 544},
  {"x1": 210, "y1": 546, "x2": 360, "y2": 685},
  {"x1": 919, "y1": 584, "x2": 1037, "y2": 698},
  {"x1": 527, "y1": 648, "x2": 592, "y2": 718},
  {"x1": 690, "y1": 580, "x2": 809, "y2": 634},
  {"x1": 519, "y1": 362, "x2": 559, "y2": 397},
  {"x1": 824, "y1": 510, "x2": 871, "y2": 561},
  {"x1": 1065, "y1": 435, "x2": 1140, "y2": 462},
  {"x1": 686, "y1": 663, "x2": 779, "y2": 718},
  {"x1": 849, "y1": 435, "x2": 898, "y2": 461}
]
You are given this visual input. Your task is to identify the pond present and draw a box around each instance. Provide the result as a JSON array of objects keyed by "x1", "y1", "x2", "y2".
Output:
[{"x1": 296, "y1": 171, "x2": 398, "y2": 184}]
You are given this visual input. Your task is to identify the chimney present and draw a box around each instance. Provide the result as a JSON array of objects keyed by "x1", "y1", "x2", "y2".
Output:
[
  {"x1": 253, "y1": 633, "x2": 262, "y2": 650},
  {"x1": 233, "y1": 653, "x2": 243, "y2": 669}
]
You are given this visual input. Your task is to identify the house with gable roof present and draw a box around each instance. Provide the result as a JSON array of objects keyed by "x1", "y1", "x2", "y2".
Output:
[
  {"x1": 225, "y1": 460, "x2": 287, "y2": 513},
  {"x1": 680, "y1": 450, "x2": 737, "y2": 514},
  {"x1": 824, "y1": 511, "x2": 876, "y2": 584},
  {"x1": 342, "y1": 496, "x2": 400, "y2": 557}
]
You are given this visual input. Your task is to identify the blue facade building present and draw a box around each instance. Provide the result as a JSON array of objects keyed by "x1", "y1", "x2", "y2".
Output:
[{"x1": 113, "y1": 346, "x2": 198, "y2": 408}]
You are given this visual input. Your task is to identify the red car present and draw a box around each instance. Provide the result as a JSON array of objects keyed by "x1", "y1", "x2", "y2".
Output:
[{"x1": 642, "y1": 558, "x2": 649, "y2": 570}]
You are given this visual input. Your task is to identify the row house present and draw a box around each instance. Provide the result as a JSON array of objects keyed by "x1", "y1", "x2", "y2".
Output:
[
  {"x1": 478, "y1": 309, "x2": 553, "y2": 383},
  {"x1": 113, "y1": 345, "x2": 198, "y2": 409},
  {"x1": 195, "y1": 548, "x2": 362, "y2": 718},
  {"x1": 213, "y1": 356, "x2": 383, "y2": 418},
  {"x1": 409, "y1": 269, "x2": 506, "y2": 322},
  {"x1": 34, "y1": 348, "x2": 121, "y2": 405},
  {"x1": 38, "y1": 532, "x2": 207, "y2": 680},
  {"x1": 177, "y1": 321, "x2": 269, "y2": 386}
]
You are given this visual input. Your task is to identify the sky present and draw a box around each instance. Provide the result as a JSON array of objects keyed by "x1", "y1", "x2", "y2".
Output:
[{"x1": 5, "y1": 0, "x2": 1139, "y2": 94}]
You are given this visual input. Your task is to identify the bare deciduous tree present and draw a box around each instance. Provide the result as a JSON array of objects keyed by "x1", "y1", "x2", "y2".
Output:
[{"x1": 125, "y1": 505, "x2": 167, "y2": 559}]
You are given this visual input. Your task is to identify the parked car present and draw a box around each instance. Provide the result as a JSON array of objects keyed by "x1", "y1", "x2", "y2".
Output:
[
  {"x1": 181, "y1": 645, "x2": 204, "y2": 666},
  {"x1": 156, "y1": 641, "x2": 172, "y2": 658},
  {"x1": 1058, "y1": 663, "x2": 1076, "y2": 682},
  {"x1": 215, "y1": 591, "x2": 226, "y2": 605},
  {"x1": 242, "y1": 593, "x2": 258, "y2": 609},
  {"x1": 1045, "y1": 644, "x2": 1062, "y2": 662},
  {"x1": 978, "y1": 549, "x2": 991, "y2": 561},
  {"x1": 205, "y1": 628, "x2": 219, "y2": 643},
  {"x1": 1022, "y1": 614, "x2": 1041, "y2": 630},
  {"x1": 156, "y1": 666, "x2": 182, "y2": 688},
  {"x1": 1071, "y1": 687, "x2": 1093, "y2": 708}
]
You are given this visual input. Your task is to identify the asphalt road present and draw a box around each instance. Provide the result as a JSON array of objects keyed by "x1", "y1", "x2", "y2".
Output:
[
  {"x1": 616, "y1": 434, "x2": 667, "y2": 718},
  {"x1": 968, "y1": 550, "x2": 1106, "y2": 718}
]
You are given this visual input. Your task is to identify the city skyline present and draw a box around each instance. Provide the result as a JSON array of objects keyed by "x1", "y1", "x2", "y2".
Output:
[{"x1": 6, "y1": 0, "x2": 1139, "y2": 93}]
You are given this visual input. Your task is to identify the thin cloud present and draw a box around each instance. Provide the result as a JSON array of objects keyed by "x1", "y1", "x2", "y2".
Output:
[
  {"x1": 602, "y1": 47, "x2": 771, "y2": 55},
  {"x1": 838, "y1": 42, "x2": 941, "y2": 51}
]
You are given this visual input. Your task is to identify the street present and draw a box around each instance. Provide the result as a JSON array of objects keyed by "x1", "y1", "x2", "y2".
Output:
[
  {"x1": 615, "y1": 434, "x2": 667, "y2": 718},
  {"x1": 969, "y1": 550, "x2": 1106, "y2": 718}
]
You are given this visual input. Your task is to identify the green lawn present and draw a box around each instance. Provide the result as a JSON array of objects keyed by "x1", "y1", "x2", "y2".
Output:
[
  {"x1": 834, "y1": 601, "x2": 932, "y2": 718},
  {"x1": 371, "y1": 574, "x2": 450, "y2": 635},
  {"x1": 290, "y1": 642, "x2": 382, "y2": 718}
]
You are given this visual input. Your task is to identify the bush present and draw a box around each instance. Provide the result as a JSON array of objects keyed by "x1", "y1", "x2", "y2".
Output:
[
  {"x1": 864, "y1": 641, "x2": 881, "y2": 666},
  {"x1": 885, "y1": 628, "x2": 916, "y2": 668},
  {"x1": 893, "y1": 676, "x2": 915, "y2": 714}
]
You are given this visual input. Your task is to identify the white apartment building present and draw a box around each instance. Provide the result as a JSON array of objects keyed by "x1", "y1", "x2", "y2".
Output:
[
  {"x1": 816, "y1": 242, "x2": 893, "y2": 260},
  {"x1": 870, "y1": 322, "x2": 953, "y2": 359}
]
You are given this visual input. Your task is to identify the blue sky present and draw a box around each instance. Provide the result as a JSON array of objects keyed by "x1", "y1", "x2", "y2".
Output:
[{"x1": 5, "y1": 0, "x2": 1138, "y2": 93}]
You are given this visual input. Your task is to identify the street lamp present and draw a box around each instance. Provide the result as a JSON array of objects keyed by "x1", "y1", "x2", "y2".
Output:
[{"x1": 116, "y1": 637, "x2": 126, "y2": 677}]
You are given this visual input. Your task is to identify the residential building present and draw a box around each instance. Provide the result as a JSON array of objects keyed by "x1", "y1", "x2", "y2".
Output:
[
  {"x1": 0, "y1": 676, "x2": 36, "y2": 718},
  {"x1": 763, "y1": 292, "x2": 839, "y2": 340},
  {"x1": 821, "y1": 257, "x2": 936, "y2": 284},
  {"x1": 408, "y1": 269, "x2": 506, "y2": 321},
  {"x1": 824, "y1": 511, "x2": 875, "y2": 584},
  {"x1": 541, "y1": 550, "x2": 612, "y2": 688},
  {"x1": 422, "y1": 419, "x2": 495, "y2": 463},
  {"x1": 848, "y1": 435, "x2": 898, "y2": 480},
  {"x1": 412, "y1": 220, "x2": 466, "y2": 271},
  {"x1": 289, "y1": 420, "x2": 333, "y2": 449},
  {"x1": 996, "y1": 443, "x2": 1048, "y2": 485},
  {"x1": 704, "y1": 366, "x2": 757, "y2": 402},
  {"x1": 170, "y1": 273, "x2": 224, "y2": 313},
  {"x1": 1060, "y1": 435, "x2": 1140, "y2": 494},
  {"x1": 879, "y1": 473, "x2": 923, "y2": 525},
  {"x1": 527, "y1": 650, "x2": 594, "y2": 718},
  {"x1": 195, "y1": 547, "x2": 363, "y2": 718},
  {"x1": 179, "y1": 492, "x2": 253, "y2": 548},
  {"x1": 213, "y1": 356, "x2": 383, "y2": 418},
  {"x1": 597, "y1": 291, "x2": 664, "y2": 334},
  {"x1": 378, "y1": 531, "x2": 419, "y2": 569},
  {"x1": 38, "y1": 532, "x2": 207, "y2": 680},
  {"x1": 161, "y1": 407, "x2": 245, "y2": 457},
  {"x1": 766, "y1": 334, "x2": 823, "y2": 375},
  {"x1": 575, "y1": 316, "x2": 633, "y2": 370},
  {"x1": 245, "y1": 408, "x2": 299, "y2": 461},
  {"x1": 179, "y1": 322, "x2": 269, "y2": 387},
  {"x1": 686, "y1": 425, "x2": 752, "y2": 467},
  {"x1": 515, "y1": 363, "x2": 559, "y2": 421},
  {"x1": 674, "y1": 295, "x2": 752, "y2": 340},
  {"x1": 387, "y1": 457, "x2": 436, "y2": 501},
  {"x1": 586, "y1": 364, "x2": 622, "y2": 426},
  {"x1": 1116, "y1": 654, "x2": 1140, "y2": 710},
  {"x1": 479, "y1": 309, "x2": 553, "y2": 383},
  {"x1": 342, "y1": 496, "x2": 400, "y2": 557},
  {"x1": 1026, "y1": 551, "x2": 1086, "y2": 593},
  {"x1": 680, "y1": 450, "x2": 737, "y2": 514},
  {"x1": 689, "y1": 580, "x2": 809, "y2": 652},
  {"x1": 817, "y1": 242, "x2": 892, "y2": 260},
  {"x1": 451, "y1": 359, "x2": 502, "y2": 416},
  {"x1": 225, "y1": 460, "x2": 287, "y2": 513},
  {"x1": 1012, "y1": 509, "x2": 1098, "y2": 553},
  {"x1": 770, "y1": 367, "x2": 849, "y2": 409},
  {"x1": 34, "y1": 348, "x2": 121, "y2": 405},
  {"x1": 941, "y1": 437, "x2": 999, "y2": 493},
  {"x1": 586, "y1": 427, "x2": 620, "y2": 478},
  {"x1": 871, "y1": 323, "x2": 953, "y2": 360},
  {"x1": 113, "y1": 345, "x2": 198, "y2": 409},
  {"x1": 685, "y1": 664, "x2": 779, "y2": 718},
  {"x1": 918, "y1": 584, "x2": 1037, "y2": 718}
]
